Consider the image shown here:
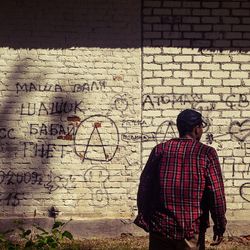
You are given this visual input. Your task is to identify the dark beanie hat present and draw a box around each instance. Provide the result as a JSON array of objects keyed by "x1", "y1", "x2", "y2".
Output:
[{"x1": 177, "y1": 109, "x2": 206, "y2": 131}]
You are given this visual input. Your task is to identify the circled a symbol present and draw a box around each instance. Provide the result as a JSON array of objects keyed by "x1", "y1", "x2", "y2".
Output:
[{"x1": 74, "y1": 115, "x2": 119, "y2": 162}]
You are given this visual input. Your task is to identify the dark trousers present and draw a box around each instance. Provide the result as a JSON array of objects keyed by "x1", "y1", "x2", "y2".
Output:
[{"x1": 149, "y1": 232, "x2": 206, "y2": 250}]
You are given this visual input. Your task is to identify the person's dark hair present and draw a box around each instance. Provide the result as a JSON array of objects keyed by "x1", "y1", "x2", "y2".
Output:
[{"x1": 176, "y1": 109, "x2": 205, "y2": 137}]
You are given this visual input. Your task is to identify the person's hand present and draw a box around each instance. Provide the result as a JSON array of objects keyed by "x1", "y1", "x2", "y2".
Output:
[{"x1": 210, "y1": 233, "x2": 223, "y2": 246}]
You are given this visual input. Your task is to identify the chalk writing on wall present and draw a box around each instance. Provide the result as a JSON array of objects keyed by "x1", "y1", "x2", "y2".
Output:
[
  {"x1": 229, "y1": 119, "x2": 250, "y2": 142},
  {"x1": 142, "y1": 94, "x2": 202, "y2": 109}
]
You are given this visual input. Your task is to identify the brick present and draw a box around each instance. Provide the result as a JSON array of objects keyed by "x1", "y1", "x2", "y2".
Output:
[
  {"x1": 183, "y1": 79, "x2": 202, "y2": 86},
  {"x1": 192, "y1": 71, "x2": 210, "y2": 78},
  {"x1": 162, "y1": 63, "x2": 180, "y2": 70},
  {"x1": 143, "y1": 71, "x2": 153, "y2": 78},
  {"x1": 192, "y1": 9, "x2": 210, "y2": 16},
  {"x1": 143, "y1": 78, "x2": 162, "y2": 86},
  {"x1": 221, "y1": 63, "x2": 240, "y2": 70},
  {"x1": 144, "y1": 1, "x2": 161, "y2": 7},
  {"x1": 154, "y1": 55, "x2": 173, "y2": 63},
  {"x1": 153, "y1": 86, "x2": 172, "y2": 94},
  {"x1": 232, "y1": 55, "x2": 250, "y2": 62},
  {"x1": 153, "y1": 9, "x2": 171, "y2": 15},
  {"x1": 153, "y1": 24, "x2": 171, "y2": 31},
  {"x1": 223, "y1": 79, "x2": 241, "y2": 86},
  {"x1": 144, "y1": 55, "x2": 154, "y2": 63},
  {"x1": 231, "y1": 71, "x2": 249, "y2": 79},
  {"x1": 173, "y1": 71, "x2": 191, "y2": 78},
  {"x1": 144, "y1": 32, "x2": 162, "y2": 39},
  {"x1": 193, "y1": 55, "x2": 212, "y2": 62},
  {"x1": 192, "y1": 86, "x2": 211, "y2": 94},
  {"x1": 201, "y1": 63, "x2": 220, "y2": 70},
  {"x1": 144, "y1": 63, "x2": 161, "y2": 70},
  {"x1": 212, "y1": 9, "x2": 230, "y2": 16},
  {"x1": 163, "y1": 1, "x2": 181, "y2": 8},
  {"x1": 174, "y1": 55, "x2": 192, "y2": 62},
  {"x1": 163, "y1": 78, "x2": 182, "y2": 86},
  {"x1": 212, "y1": 87, "x2": 231, "y2": 94},
  {"x1": 222, "y1": 110, "x2": 241, "y2": 118},
  {"x1": 162, "y1": 47, "x2": 182, "y2": 54},
  {"x1": 143, "y1": 47, "x2": 162, "y2": 54},
  {"x1": 144, "y1": 16, "x2": 161, "y2": 23},
  {"x1": 232, "y1": 9, "x2": 250, "y2": 16},
  {"x1": 213, "y1": 55, "x2": 231, "y2": 63},
  {"x1": 154, "y1": 70, "x2": 173, "y2": 77},
  {"x1": 173, "y1": 86, "x2": 192, "y2": 94},
  {"x1": 181, "y1": 63, "x2": 199, "y2": 70},
  {"x1": 211, "y1": 71, "x2": 230, "y2": 78}
]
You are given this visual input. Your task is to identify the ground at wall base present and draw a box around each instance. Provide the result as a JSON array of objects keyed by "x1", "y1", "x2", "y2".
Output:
[{"x1": 0, "y1": 218, "x2": 250, "y2": 249}]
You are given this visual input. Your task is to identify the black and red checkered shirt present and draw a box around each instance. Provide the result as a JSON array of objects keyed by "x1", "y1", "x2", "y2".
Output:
[{"x1": 134, "y1": 138, "x2": 227, "y2": 240}]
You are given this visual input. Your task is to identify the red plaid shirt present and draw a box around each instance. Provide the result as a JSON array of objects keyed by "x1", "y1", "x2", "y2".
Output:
[{"x1": 134, "y1": 138, "x2": 227, "y2": 240}]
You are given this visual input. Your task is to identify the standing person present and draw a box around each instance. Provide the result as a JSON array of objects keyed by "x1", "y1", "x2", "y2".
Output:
[{"x1": 134, "y1": 109, "x2": 226, "y2": 250}]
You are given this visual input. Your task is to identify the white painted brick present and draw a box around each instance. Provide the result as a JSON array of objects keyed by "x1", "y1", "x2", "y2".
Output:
[
  {"x1": 144, "y1": 63, "x2": 161, "y2": 70},
  {"x1": 154, "y1": 55, "x2": 173, "y2": 63},
  {"x1": 211, "y1": 71, "x2": 230, "y2": 78},
  {"x1": 144, "y1": 56, "x2": 154, "y2": 63},
  {"x1": 153, "y1": 86, "x2": 172, "y2": 94},
  {"x1": 183, "y1": 79, "x2": 202, "y2": 86},
  {"x1": 162, "y1": 47, "x2": 182, "y2": 54},
  {"x1": 192, "y1": 71, "x2": 210, "y2": 78},
  {"x1": 182, "y1": 63, "x2": 199, "y2": 70},
  {"x1": 223, "y1": 79, "x2": 241, "y2": 86},
  {"x1": 193, "y1": 55, "x2": 212, "y2": 62},
  {"x1": 212, "y1": 87, "x2": 231, "y2": 94},
  {"x1": 173, "y1": 71, "x2": 191, "y2": 78},
  {"x1": 192, "y1": 87, "x2": 211, "y2": 94},
  {"x1": 231, "y1": 71, "x2": 249, "y2": 79},
  {"x1": 173, "y1": 86, "x2": 192, "y2": 94},
  {"x1": 163, "y1": 78, "x2": 182, "y2": 86},
  {"x1": 143, "y1": 47, "x2": 162, "y2": 54},
  {"x1": 162, "y1": 63, "x2": 180, "y2": 70},
  {"x1": 221, "y1": 63, "x2": 240, "y2": 70},
  {"x1": 201, "y1": 63, "x2": 220, "y2": 70},
  {"x1": 203, "y1": 78, "x2": 222, "y2": 86},
  {"x1": 174, "y1": 56, "x2": 192, "y2": 62},
  {"x1": 232, "y1": 55, "x2": 250, "y2": 62},
  {"x1": 143, "y1": 78, "x2": 162, "y2": 86},
  {"x1": 154, "y1": 71, "x2": 173, "y2": 77},
  {"x1": 143, "y1": 71, "x2": 153, "y2": 78}
]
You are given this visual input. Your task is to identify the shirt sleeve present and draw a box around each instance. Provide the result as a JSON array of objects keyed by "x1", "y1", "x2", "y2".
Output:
[
  {"x1": 205, "y1": 147, "x2": 227, "y2": 235},
  {"x1": 134, "y1": 146, "x2": 161, "y2": 232}
]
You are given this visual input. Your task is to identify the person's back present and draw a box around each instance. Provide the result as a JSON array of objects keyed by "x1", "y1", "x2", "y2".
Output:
[{"x1": 134, "y1": 109, "x2": 227, "y2": 250}]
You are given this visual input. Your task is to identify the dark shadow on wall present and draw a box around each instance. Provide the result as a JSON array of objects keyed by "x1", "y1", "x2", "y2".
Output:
[
  {"x1": 0, "y1": 1, "x2": 250, "y2": 51},
  {"x1": 0, "y1": 0, "x2": 141, "y2": 49},
  {"x1": 0, "y1": 59, "x2": 80, "y2": 214},
  {"x1": 143, "y1": 1, "x2": 250, "y2": 51}
]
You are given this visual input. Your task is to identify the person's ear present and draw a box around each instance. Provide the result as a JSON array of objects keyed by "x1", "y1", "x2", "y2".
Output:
[{"x1": 194, "y1": 126, "x2": 199, "y2": 136}]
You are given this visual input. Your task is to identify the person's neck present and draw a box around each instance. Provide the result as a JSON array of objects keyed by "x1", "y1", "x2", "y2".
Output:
[
  {"x1": 180, "y1": 134, "x2": 196, "y2": 140},
  {"x1": 180, "y1": 134, "x2": 197, "y2": 140}
]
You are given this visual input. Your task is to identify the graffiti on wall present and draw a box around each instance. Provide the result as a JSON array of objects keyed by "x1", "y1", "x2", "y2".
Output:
[
  {"x1": 74, "y1": 115, "x2": 119, "y2": 162},
  {"x1": 1, "y1": 77, "x2": 250, "y2": 210}
]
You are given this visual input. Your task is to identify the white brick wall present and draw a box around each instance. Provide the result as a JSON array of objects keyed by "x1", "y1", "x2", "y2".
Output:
[
  {"x1": 0, "y1": 0, "x2": 141, "y2": 220},
  {"x1": 0, "y1": 0, "x2": 250, "y2": 223}
]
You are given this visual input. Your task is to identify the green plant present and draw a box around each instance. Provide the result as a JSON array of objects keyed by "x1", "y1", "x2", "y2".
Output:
[
  {"x1": 18, "y1": 220, "x2": 73, "y2": 249},
  {"x1": 0, "y1": 229, "x2": 20, "y2": 250}
]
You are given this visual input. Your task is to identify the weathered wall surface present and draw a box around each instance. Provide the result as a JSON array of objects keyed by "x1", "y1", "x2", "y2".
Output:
[
  {"x1": 0, "y1": 0, "x2": 141, "y2": 220},
  {"x1": 0, "y1": 0, "x2": 250, "y2": 231}
]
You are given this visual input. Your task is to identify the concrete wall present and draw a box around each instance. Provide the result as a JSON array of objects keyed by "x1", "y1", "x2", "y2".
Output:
[{"x1": 0, "y1": 0, "x2": 250, "y2": 234}]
